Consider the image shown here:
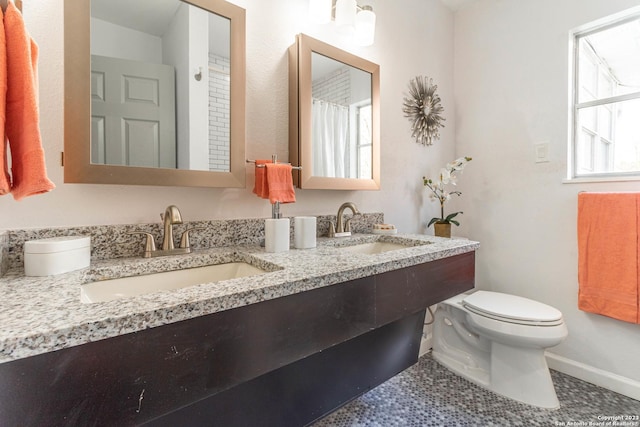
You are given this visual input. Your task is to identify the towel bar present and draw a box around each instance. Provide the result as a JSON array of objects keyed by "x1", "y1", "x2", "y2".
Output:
[{"x1": 246, "y1": 159, "x2": 302, "y2": 170}]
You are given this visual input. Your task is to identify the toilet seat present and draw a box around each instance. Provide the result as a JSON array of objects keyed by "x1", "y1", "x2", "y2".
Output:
[{"x1": 462, "y1": 291, "x2": 564, "y2": 326}]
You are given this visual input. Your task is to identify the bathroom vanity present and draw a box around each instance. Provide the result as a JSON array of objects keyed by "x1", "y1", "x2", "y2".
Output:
[{"x1": 0, "y1": 226, "x2": 477, "y2": 426}]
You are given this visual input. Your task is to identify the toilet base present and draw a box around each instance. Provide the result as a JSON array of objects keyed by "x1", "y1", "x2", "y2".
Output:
[
  {"x1": 490, "y1": 342, "x2": 559, "y2": 409},
  {"x1": 432, "y1": 343, "x2": 560, "y2": 409}
]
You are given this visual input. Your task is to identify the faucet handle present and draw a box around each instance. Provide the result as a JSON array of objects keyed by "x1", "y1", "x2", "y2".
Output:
[
  {"x1": 328, "y1": 221, "x2": 336, "y2": 238},
  {"x1": 345, "y1": 209, "x2": 362, "y2": 232},
  {"x1": 128, "y1": 232, "x2": 157, "y2": 258},
  {"x1": 179, "y1": 227, "x2": 206, "y2": 249}
]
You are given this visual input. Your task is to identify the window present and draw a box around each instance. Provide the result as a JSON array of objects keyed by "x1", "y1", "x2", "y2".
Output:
[
  {"x1": 356, "y1": 103, "x2": 372, "y2": 179},
  {"x1": 347, "y1": 100, "x2": 372, "y2": 179},
  {"x1": 571, "y1": 13, "x2": 640, "y2": 178}
]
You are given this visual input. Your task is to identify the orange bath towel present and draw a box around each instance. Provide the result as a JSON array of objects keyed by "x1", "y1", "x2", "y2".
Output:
[
  {"x1": 265, "y1": 163, "x2": 295, "y2": 204},
  {"x1": 252, "y1": 160, "x2": 271, "y2": 198},
  {"x1": 4, "y1": 0, "x2": 55, "y2": 200},
  {"x1": 577, "y1": 192, "x2": 639, "y2": 324},
  {"x1": 0, "y1": 7, "x2": 9, "y2": 195}
]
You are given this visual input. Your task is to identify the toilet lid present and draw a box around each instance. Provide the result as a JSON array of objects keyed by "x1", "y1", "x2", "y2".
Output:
[{"x1": 462, "y1": 291, "x2": 563, "y2": 325}]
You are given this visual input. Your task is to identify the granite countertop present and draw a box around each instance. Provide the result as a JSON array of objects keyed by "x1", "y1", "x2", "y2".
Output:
[{"x1": 0, "y1": 233, "x2": 479, "y2": 363}]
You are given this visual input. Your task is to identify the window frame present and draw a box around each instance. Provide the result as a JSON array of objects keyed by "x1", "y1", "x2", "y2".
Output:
[
  {"x1": 569, "y1": 12, "x2": 640, "y2": 180},
  {"x1": 355, "y1": 102, "x2": 372, "y2": 179}
]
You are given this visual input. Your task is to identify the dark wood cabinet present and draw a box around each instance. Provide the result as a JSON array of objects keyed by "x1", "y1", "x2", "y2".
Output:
[{"x1": 0, "y1": 252, "x2": 474, "y2": 426}]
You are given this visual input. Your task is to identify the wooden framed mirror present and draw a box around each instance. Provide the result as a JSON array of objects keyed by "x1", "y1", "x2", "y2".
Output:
[
  {"x1": 289, "y1": 34, "x2": 380, "y2": 190},
  {"x1": 64, "y1": 0, "x2": 246, "y2": 188}
]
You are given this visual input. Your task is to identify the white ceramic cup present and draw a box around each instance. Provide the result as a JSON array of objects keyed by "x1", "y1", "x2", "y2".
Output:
[{"x1": 294, "y1": 216, "x2": 317, "y2": 249}]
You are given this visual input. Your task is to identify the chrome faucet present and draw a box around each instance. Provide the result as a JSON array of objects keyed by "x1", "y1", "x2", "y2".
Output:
[
  {"x1": 130, "y1": 205, "x2": 203, "y2": 258},
  {"x1": 161, "y1": 205, "x2": 182, "y2": 250},
  {"x1": 329, "y1": 202, "x2": 361, "y2": 237}
]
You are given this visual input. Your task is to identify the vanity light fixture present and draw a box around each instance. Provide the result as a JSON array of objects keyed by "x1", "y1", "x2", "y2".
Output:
[{"x1": 309, "y1": 0, "x2": 377, "y2": 46}]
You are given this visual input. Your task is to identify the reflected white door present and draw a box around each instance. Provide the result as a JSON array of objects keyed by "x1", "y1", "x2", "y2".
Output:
[{"x1": 91, "y1": 55, "x2": 176, "y2": 168}]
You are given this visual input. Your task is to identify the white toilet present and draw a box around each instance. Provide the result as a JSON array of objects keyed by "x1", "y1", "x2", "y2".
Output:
[{"x1": 432, "y1": 290, "x2": 568, "y2": 409}]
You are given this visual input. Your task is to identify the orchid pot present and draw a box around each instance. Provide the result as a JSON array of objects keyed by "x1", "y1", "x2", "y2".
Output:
[{"x1": 433, "y1": 222, "x2": 452, "y2": 238}]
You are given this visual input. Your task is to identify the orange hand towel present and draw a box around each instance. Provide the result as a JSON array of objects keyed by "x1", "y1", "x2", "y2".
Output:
[
  {"x1": 252, "y1": 159, "x2": 271, "y2": 199},
  {"x1": 0, "y1": 6, "x2": 9, "y2": 195},
  {"x1": 265, "y1": 163, "x2": 296, "y2": 204},
  {"x1": 5, "y1": 0, "x2": 55, "y2": 200},
  {"x1": 577, "y1": 192, "x2": 639, "y2": 324}
]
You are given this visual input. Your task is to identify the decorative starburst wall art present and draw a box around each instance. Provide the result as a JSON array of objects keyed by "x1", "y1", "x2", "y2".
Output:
[{"x1": 402, "y1": 76, "x2": 446, "y2": 146}]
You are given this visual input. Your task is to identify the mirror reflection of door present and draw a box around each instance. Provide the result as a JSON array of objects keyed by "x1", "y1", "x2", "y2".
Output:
[
  {"x1": 90, "y1": 0, "x2": 231, "y2": 172},
  {"x1": 311, "y1": 52, "x2": 372, "y2": 179},
  {"x1": 91, "y1": 55, "x2": 176, "y2": 167}
]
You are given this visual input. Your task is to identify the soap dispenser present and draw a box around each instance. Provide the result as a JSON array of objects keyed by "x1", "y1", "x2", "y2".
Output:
[{"x1": 264, "y1": 202, "x2": 290, "y2": 253}]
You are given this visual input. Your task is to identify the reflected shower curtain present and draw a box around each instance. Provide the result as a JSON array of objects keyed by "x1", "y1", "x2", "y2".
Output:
[{"x1": 312, "y1": 99, "x2": 349, "y2": 178}]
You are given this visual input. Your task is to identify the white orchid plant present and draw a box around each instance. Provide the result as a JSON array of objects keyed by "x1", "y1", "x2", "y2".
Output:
[{"x1": 423, "y1": 156, "x2": 472, "y2": 228}]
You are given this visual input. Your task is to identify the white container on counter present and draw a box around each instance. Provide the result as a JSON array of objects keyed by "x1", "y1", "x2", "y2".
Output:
[
  {"x1": 294, "y1": 216, "x2": 316, "y2": 249},
  {"x1": 265, "y1": 218, "x2": 290, "y2": 253},
  {"x1": 24, "y1": 236, "x2": 91, "y2": 276}
]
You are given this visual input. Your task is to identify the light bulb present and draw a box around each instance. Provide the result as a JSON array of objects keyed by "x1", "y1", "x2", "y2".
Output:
[
  {"x1": 355, "y1": 6, "x2": 376, "y2": 46},
  {"x1": 335, "y1": 0, "x2": 357, "y2": 35}
]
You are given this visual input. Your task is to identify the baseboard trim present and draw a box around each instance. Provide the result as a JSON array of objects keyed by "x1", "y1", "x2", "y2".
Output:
[{"x1": 546, "y1": 352, "x2": 640, "y2": 401}]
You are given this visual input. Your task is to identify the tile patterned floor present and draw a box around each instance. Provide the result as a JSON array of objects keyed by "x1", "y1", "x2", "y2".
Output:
[{"x1": 312, "y1": 353, "x2": 640, "y2": 427}]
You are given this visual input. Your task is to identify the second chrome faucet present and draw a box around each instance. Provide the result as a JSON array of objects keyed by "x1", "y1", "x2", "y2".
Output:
[{"x1": 329, "y1": 202, "x2": 361, "y2": 237}]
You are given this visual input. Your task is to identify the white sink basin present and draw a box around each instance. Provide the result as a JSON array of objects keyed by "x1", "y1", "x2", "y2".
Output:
[
  {"x1": 336, "y1": 241, "x2": 425, "y2": 255},
  {"x1": 81, "y1": 262, "x2": 267, "y2": 303}
]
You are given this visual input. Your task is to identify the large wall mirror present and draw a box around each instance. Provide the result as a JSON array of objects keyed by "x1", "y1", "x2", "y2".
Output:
[
  {"x1": 64, "y1": 0, "x2": 246, "y2": 188},
  {"x1": 289, "y1": 34, "x2": 380, "y2": 190}
]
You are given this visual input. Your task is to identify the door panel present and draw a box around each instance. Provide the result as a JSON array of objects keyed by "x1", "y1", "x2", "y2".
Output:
[{"x1": 91, "y1": 55, "x2": 176, "y2": 168}]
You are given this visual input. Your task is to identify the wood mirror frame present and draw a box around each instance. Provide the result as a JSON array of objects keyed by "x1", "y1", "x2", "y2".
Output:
[
  {"x1": 289, "y1": 34, "x2": 380, "y2": 190},
  {"x1": 64, "y1": 0, "x2": 246, "y2": 188}
]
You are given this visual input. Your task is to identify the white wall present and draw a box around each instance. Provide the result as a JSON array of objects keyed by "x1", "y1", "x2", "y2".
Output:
[
  {"x1": 164, "y1": 2, "x2": 191, "y2": 171},
  {"x1": 187, "y1": 5, "x2": 211, "y2": 171},
  {"x1": 454, "y1": 0, "x2": 640, "y2": 392},
  {"x1": 1, "y1": 0, "x2": 455, "y2": 230},
  {"x1": 90, "y1": 17, "x2": 163, "y2": 64}
]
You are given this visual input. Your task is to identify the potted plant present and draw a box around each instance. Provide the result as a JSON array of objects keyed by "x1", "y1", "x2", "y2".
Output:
[{"x1": 423, "y1": 156, "x2": 472, "y2": 238}]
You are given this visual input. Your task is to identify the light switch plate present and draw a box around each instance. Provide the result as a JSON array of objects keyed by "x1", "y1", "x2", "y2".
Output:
[{"x1": 534, "y1": 142, "x2": 550, "y2": 163}]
